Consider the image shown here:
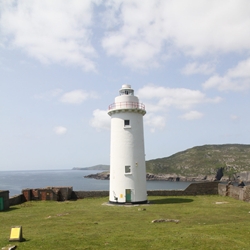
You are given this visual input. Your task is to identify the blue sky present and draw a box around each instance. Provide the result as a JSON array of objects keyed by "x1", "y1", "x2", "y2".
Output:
[{"x1": 1, "y1": 0, "x2": 250, "y2": 171}]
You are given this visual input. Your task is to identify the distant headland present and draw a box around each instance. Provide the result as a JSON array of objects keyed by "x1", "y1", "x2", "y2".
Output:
[
  {"x1": 72, "y1": 164, "x2": 109, "y2": 171},
  {"x1": 73, "y1": 144, "x2": 250, "y2": 183}
]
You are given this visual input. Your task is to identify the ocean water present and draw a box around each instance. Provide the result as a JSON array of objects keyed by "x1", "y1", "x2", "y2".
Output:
[{"x1": 0, "y1": 169, "x2": 192, "y2": 197}]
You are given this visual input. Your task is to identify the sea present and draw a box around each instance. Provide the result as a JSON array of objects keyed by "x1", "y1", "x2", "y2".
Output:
[{"x1": 0, "y1": 169, "x2": 193, "y2": 197}]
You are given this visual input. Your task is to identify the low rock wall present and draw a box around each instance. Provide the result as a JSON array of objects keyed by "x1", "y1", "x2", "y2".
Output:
[
  {"x1": 218, "y1": 183, "x2": 250, "y2": 202},
  {"x1": 184, "y1": 181, "x2": 219, "y2": 195},
  {"x1": 72, "y1": 191, "x2": 109, "y2": 199},
  {"x1": 47, "y1": 186, "x2": 73, "y2": 200},
  {"x1": 9, "y1": 194, "x2": 23, "y2": 206},
  {"x1": 73, "y1": 182, "x2": 219, "y2": 199},
  {"x1": 22, "y1": 187, "x2": 73, "y2": 202},
  {"x1": 229, "y1": 185, "x2": 242, "y2": 200},
  {"x1": 242, "y1": 186, "x2": 250, "y2": 202},
  {"x1": 147, "y1": 190, "x2": 184, "y2": 196},
  {"x1": 148, "y1": 182, "x2": 219, "y2": 196},
  {"x1": 8, "y1": 182, "x2": 250, "y2": 206}
]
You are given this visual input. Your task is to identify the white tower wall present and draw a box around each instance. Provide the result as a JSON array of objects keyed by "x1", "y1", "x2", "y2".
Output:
[{"x1": 108, "y1": 85, "x2": 147, "y2": 204}]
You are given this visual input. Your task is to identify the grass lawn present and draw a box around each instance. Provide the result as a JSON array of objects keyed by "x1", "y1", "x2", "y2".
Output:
[{"x1": 1, "y1": 195, "x2": 250, "y2": 250}]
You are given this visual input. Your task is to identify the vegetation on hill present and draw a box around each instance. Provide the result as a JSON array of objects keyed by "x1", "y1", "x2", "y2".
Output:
[
  {"x1": 75, "y1": 144, "x2": 250, "y2": 179},
  {"x1": 146, "y1": 144, "x2": 250, "y2": 178}
]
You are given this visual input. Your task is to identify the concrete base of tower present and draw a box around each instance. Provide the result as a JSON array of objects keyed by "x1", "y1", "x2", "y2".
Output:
[{"x1": 109, "y1": 200, "x2": 148, "y2": 205}]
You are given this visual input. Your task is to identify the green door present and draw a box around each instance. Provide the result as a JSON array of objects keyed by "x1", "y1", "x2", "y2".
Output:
[
  {"x1": 0, "y1": 197, "x2": 3, "y2": 211},
  {"x1": 125, "y1": 189, "x2": 131, "y2": 203}
]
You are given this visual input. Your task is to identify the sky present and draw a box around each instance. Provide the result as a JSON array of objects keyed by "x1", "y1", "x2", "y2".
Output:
[{"x1": 1, "y1": 0, "x2": 250, "y2": 171}]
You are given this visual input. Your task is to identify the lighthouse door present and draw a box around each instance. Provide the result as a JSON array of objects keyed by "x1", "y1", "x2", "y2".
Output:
[{"x1": 125, "y1": 189, "x2": 131, "y2": 203}]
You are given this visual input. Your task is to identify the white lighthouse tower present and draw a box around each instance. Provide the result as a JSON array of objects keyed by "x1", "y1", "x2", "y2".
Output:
[{"x1": 108, "y1": 84, "x2": 147, "y2": 204}]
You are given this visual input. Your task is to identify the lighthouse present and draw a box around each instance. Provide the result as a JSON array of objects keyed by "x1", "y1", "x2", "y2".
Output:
[{"x1": 108, "y1": 84, "x2": 147, "y2": 204}]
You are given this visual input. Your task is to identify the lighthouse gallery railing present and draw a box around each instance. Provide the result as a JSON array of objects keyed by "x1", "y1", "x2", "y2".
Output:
[{"x1": 108, "y1": 102, "x2": 145, "y2": 110}]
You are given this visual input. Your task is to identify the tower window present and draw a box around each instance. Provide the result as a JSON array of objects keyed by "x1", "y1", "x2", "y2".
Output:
[
  {"x1": 125, "y1": 165, "x2": 131, "y2": 174},
  {"x1": 124, "y1": 120, "x2": 130, "y2": 126}
]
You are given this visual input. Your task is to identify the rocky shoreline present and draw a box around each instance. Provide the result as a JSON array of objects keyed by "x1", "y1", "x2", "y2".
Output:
[
  {"x1": 84, "y1": 172, "x2": 110, "y2": 180},
  {"x1": 146, "y1": 173, "x2": 217, "y2": 182},
  {"x1": 84, "y1": 171, "x2": 228, "y2": 182}
]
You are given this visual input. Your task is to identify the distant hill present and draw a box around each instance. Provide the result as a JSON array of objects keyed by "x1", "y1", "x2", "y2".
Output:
[
  {"x1": 73, "y1": 165, "x2": 110, "y2": 171},
  {"x1": 74, "y1": 144, "x2": 250, "y2": 180},
  {"x1": 146, "y1": 144, "x2": 250, "y2": 179}
]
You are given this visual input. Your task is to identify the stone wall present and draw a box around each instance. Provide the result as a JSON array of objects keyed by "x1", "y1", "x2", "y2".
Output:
[
  {"x1": 0, "y1": 190, "x2": 9, "y2": 211},
  {"x1": 73, "y1": 182, "x2": 218, "y2": 199},
  {"x1": 148, "y1": 182, "x2": 219, "y2": 196},
  {"x1": 56, "y1": 187, "x2": 72, "y2": 200},
  {"x1": 9, "y1": 194, "x2": 23, "y2": 206},
  {"x1": 22, "y1": 187, "x2": 73, "y2": 202},
  {"x1": 147, "y1": 190, "x2": 184, "y2": 196},
  {"x1": 218, "y1": 183, "x2": 250, "y2": 202},
  {"x1": 184, "y1": 181, "x2": 219, "y2": 195},
  {"x1": 229, "y1": 185, "x2": 242, "y2": 200},
  {"x1": 7, "y1": 182, "x2": 250, "y2": 207},
  {"x1": 218, "y1": 183, "x2": 227, "y2": 196},
  {"x1": 72, "y1": 191, "x2": 109, "y2": 199},
  {"x1": 242, "y1": 186, "x2": 250, "y2": 202},
  {"x1": 22, "y1": 188, "x2": 31, "y2": 202}
]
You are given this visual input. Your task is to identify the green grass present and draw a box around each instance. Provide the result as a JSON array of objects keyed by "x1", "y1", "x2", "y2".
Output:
[{"x1": 1, "y1": 196, "x2": 250, "y2": 249}]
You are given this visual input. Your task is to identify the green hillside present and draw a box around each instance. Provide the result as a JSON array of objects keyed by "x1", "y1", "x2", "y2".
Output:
[
  {"x1": 77, "y1": 144, "x2": 250, "y2": 179},
  {"x1": 146, "y1": 144, "x2": 250, "y2": 177}
]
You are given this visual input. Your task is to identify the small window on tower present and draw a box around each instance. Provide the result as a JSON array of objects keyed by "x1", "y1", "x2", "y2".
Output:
[
  {"x1": 124, "y1": 120, "x2": 130, "y2": 127},
  {"x1": 125, "y1": 165, "x2": 131, "y2": 174}
]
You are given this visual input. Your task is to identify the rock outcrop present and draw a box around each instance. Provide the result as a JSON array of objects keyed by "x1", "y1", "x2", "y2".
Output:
[
  {"x1": 146, "y1": 173, "x2": 216, "y2": 182},
  {"x1": 84, "y1": 170, "x2": 250, "y2": 183},
  {"x1": 84, "y1": 172, "x2": 110, "y2": 180},
  {"x1": 84, "y1": 172, "x2": 216, "y2": 182}
]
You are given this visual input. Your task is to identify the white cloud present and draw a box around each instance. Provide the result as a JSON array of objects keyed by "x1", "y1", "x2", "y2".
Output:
[
  {"x1": 0, "y1": 0, "x2": 98, "y2": 71},
  {"x1": 102, "y1": 1, "x2": 164, "y2": 69},
  {"x1": 205, "y1": 96, "x2": 222, "y2": 104},
  {"x1": 136, "y1": 84, "x2": 221, "y2": 132},
  {"x1": 102, "y1": 1, "x2": 250, "y2": 69},
  {"x1": 100, "y1": 0, "x2": 123, "y2": 29},
  {"x1": 90, "y1": 109, "x2": 110, "y2": 131},
  {"x1": 2, "y1": 1, "x2": 250, "y2": 71},
  {"x1": 54, "y1": 126, "x2": 67, "y2": 135},
  {"x1": 144, "y1": 113, "x2": 166, "y2": 133},
  {"x1": 138, "y1": 85, "x2": 220, "y2": 110},
  {"x1": 203, "y1": 58, "x2": 250, "y2": 91},
  {"x1": 181, "y1": 62, "x2": 215, "y2": 75},
  {"x1": 60, "y1": 90, "x2": 97, "y2": 104},
  {"x1": 227, "y1": 58, "x2": 250, "y2": 78},
  {"x1": 180, "y1": 111, "x2": 204, "y2": 120}
]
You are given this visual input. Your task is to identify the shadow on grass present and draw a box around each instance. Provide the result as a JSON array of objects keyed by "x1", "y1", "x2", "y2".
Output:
[
  {"x1": 150, "y1": 197, "x2": 193, "y2": 204},
  {"x1": 2, "y1": 207, "x2": 20, "y2": 212}
]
